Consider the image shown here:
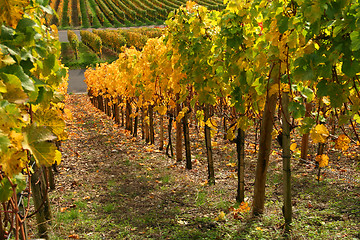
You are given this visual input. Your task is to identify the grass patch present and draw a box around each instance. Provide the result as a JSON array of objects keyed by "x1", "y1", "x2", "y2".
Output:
[
  {"x1": 103, "y1": 203, "x2": 115, "y2": 213},
  {"x1": 60, "y1": 42, "x2": 117, "y2": 69},
  {"x1": 196, "y1": 190, "x2": 207, "y2": 207},
  {"x1": 161, "y1": 174, "x2": 171, "y2": 183}
]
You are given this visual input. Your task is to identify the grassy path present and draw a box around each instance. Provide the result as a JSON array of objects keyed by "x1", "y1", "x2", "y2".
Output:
[
  {"x1": 45, "y1": 94, "x2": 237, "y2": 239},
  {"x1": 27, "y1": 94, "x2": 360, "y2": 239}
]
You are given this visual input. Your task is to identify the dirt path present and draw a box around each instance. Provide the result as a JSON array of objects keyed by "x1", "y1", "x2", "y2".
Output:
[
  {"x1": 27, "y1": 94, "x2": 360, "y2": 239},
  {"x1": 44, "y1": 94, "x2": 242, "y2": 239}
]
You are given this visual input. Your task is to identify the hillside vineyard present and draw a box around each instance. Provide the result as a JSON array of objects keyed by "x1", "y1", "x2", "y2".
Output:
[{"x1": 49, "y1": 0, "x2": 225, "y2": 27}]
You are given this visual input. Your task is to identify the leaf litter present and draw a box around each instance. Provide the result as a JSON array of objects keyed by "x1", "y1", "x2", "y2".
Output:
[{"x1": 25, "y1": 94, "x2": 360, "y2": 239}]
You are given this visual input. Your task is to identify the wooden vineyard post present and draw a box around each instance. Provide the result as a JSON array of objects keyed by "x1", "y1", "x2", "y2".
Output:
[
  {"x1": 166, "y1": 111, "x2": 174, "y2": 158},
  {"x1": 104, "y1": 96, "x2": 110, "y2": 116},
  {"x1": 141, "y1": 107, "x2": 145, "y2": 140},
  {"x1": 149, "y1": 105, "x2": 155, "y2": 144},
  {"x1": 107, "y1": 97, "x2": 112, "y2": 117},
  {"x1": 281, "y1": 91, "x2": 292, "y2": 232},
  {"x1": 183, "y1": 108, "x2": 191, "y2": 169},
  {"x1": 47, "y1": 167, "x2": 55, "y2": 191},
  {"x1": 97, "y1": 95, "x2": 104, "y2": 112},
  {"x1": 159, "y1": 114, "x2": 164, "y2": 150},
  {"x1": 133, "y1": 107, "x2": 139, "y2": 138},
  {"x1": 114, "y1": 102, "x2": 120, "y2": 125},
  {"x1": 121, "y1": 105, "x2": 125, "y2": 127},
  {"x1": 144, "y1": 107, "x2": 150, "y2": 143},
  {"x1": 30, "y1": 165, "x2": 52, "y2": 239},
  {"x1": 221, "y1": 98, "x2": 227, "y2": 140},
  {"x1": 236, "y1": 128, "x2": 245, "y2": 203},
  {"x1": 125, "y1": 99, "x2": 132, "y2": 133},
  {"x1": 300, "y1": 102, "x2": 312, "y2": 162},
  {"x1": 204, "y1": 104, "x2": 215, "y2": 185},
  {"x1": 175, "y1": 102, "x2": 183, "y2": 162},
  {"x1": 252, "y1": 63, "x2": 279, "y2": 216}
]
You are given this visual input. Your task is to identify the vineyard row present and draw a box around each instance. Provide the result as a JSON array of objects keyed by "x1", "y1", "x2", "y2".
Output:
[
  {"x1": 49, "y1": 0, "x2": 225, "y2": 28},
  {"x1": 83, "y1": 0, "x2": 360, "y2": 223}
]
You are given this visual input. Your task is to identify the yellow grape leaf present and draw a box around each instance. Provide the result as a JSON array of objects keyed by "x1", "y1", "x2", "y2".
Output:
[
  {"x1": 239, "y1": 201, "x2": 250, "y2": 212},
  {"x1": 315, "y1": 154, "x2": 329, "y2": 168},
  {"x1": 290, "y1": 143, "x2": 297, "y2": 151},
  {"x1": 0, "y1": 149, "x2": 27, "y2": 177},
  {"x1": 310, "y1": 124, "x2": 329, "y2": 143},
  {"x1": 22, "y1": 124, "x2": 58, "y2": 167},
  {"x1": 144, "y1": 116, "x2": 150, "y2": 125},
  {"x1": 0, "y1": 0, "x2": 29, "y2": 28},
  {"x1": 154, "y1": 105, "x2": 167, "y2": 116},
  {"x1": 1, "y1": 55, "x2": 16, "y2": 66},
  {"x1": 34, "y1": 108, "x2": 68, "y2": 141},
  {"x1": 64, "y1": 108, "x2": 73, "y2": 120},
  {"x1": 334, "y1": 134, "x2": 351, "y2": 152},
  {"x1": 205, "y1": 117, "x2": 217, "y2": 129},
  {"x1": 200, "y1": 180, "x2": 208, "y2": 186},
  {"x1": 281, "y1": 83, "x2": 290, "y2": 93},
  {"x1": 226, "y1": 162, "x2": 236, "y2": 167},
  {"x1": 186, "y1": 1, "x2": 197, "y2": 11},
  {"x1": 214, "y1": 211, "x2": 226, "y2": 221},
  {"x1": 55, "y1": 150, "x2": 62, "y2": 165},
  {"x1": 226, "y1": 127, "x2": 236, "y2": 141},
  {"x1": 176, "y1": 107, "x2": 189, "y2": 122},
  {"x1": 68, "y1": 234, "x2": 80, "y2": 239},
  {"x1": 268, "y1": 83, "x2": 280, "y2": 97},
  {"x1": 0, "y1": 80, "x2": 6, "y2": 93}
]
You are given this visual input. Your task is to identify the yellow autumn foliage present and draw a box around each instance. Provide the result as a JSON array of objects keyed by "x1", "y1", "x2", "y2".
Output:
[{"x1": 310, "y1": 124, "x2": 329, "y2": 143}]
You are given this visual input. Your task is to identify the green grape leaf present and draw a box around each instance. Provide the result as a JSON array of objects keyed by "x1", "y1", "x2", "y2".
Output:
[
  {"x1": 278, "y1": 17, "x2": 288, "y2": 34},
  {"x1": 350, "y1": 31, "x2": 360, "y2": 52},
  {"x1": 1, "y1": 65, "x2": 35, "y2": 92},
  {"x1": 13, "y1": 173, "x2": 26, "y2": 193},
  {"x1": 1, "y1": 73, "x2": 28, "y2": 104},
  {"x1": 300, "y1": 87, "x2": 314, "y2": 101},
  {"x1": 0, "y1": 132, "x2": 11, "y2": 152},
  {"x1": 338, "y1": 114, "x2": 351, "y2": 126},
  {"x1": 35, "y1": 86, "x2": 53, "y2": 105},
  {"x1": 0, "y1": 177, "x2": 13, "y2": 202},
  {"x1": 0, "y1": 26, "x2": 15, "y2": 40},
  {"x1": 342, "y1": 57, "x2": 360, "y2": 78},
  {"x1": 289, "y1": 101, "x2": 305, "y2": 119},
  {"x1": 299, "y1": 117, "x2": 315, "y2": 134},
  {"x1": 0, "y1": 173, "x2": 26, "y2": 203},
  {"x1": 43, "y1": 53, "x2": 56, "y2": 76}
]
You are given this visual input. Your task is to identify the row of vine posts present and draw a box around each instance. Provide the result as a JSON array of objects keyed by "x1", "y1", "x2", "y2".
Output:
[{"x1": 85, "y1": 0, "x2": 360, "y2": 235}]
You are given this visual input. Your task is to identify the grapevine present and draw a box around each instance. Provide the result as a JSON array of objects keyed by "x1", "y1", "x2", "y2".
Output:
[
  {"x1": 84, "y1": 0, "x2": 359, "y2": 231},
  {"x1": 0, "y1": 0, "x2": 68, "y2": 238}
]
